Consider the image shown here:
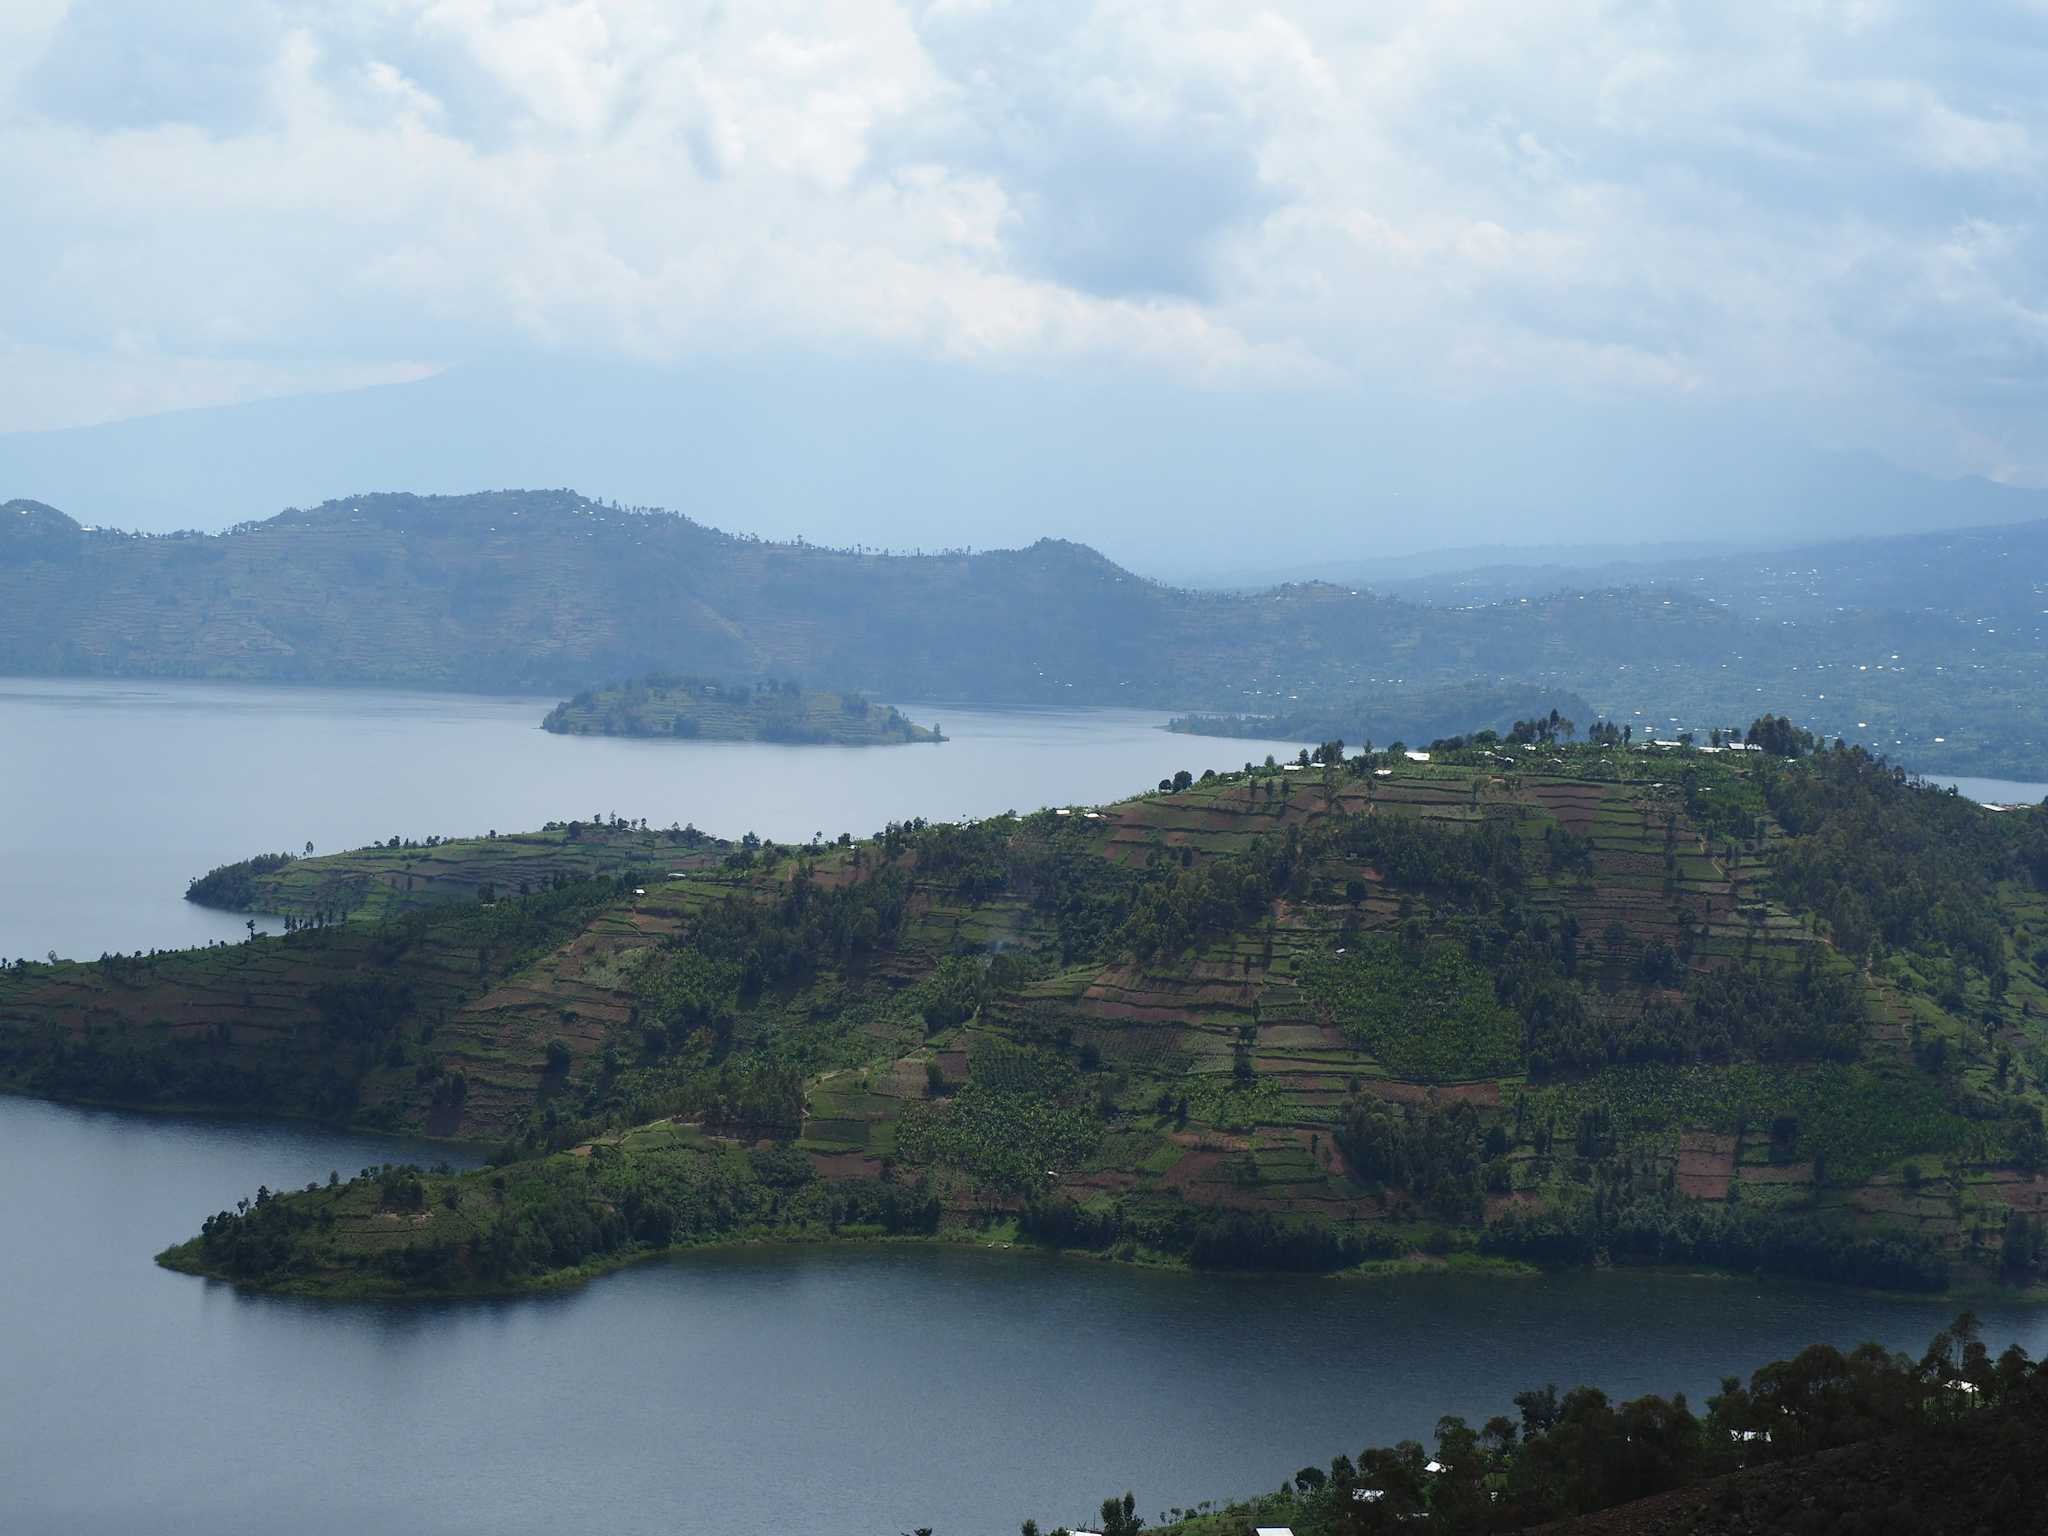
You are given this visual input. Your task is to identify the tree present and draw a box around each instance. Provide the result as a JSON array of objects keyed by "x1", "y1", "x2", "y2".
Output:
[
  {"x1": 1098, "y1": 1491, "x2": 1143, "y2": 1536},
  {"x1": 1515, "y1": 1383, "x2": 1561, "y2": 1438}
]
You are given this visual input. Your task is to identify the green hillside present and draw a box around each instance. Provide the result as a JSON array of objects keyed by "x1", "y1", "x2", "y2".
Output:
[
  {"x1": 8, "y1": 728, "x2": 2048, "y2": 1296},
  {"x1": 4, "y1": 489, "x2": 2047, "y2": 777},
  {"x1": 4, "y1": 729, "x2": 2048, "y2": 1294},
  {"x1": 540, "y1": 675, "x2": 941, "y2": 743},
  {"x1": 185, "y1": 821, "x2": 726, "y2": 924}
]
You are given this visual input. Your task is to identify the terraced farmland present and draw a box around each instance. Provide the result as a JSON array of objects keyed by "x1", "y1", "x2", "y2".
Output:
[
  {"x1": 11, "y1": 737, "x2": 2048, "y2": 1294},
  {"x1": 186, "y1": 823, "x2": 728, "y2": 923}
]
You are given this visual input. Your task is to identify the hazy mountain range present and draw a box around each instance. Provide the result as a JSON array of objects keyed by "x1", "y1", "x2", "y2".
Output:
[{"x1": 5, "y1": 486, "x2": 2046, "y2": 779}]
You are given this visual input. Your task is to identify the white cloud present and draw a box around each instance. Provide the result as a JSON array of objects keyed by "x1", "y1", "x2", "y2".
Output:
[{"x1": 0, "y1": 0, "x2": 2043, "y2": 483}]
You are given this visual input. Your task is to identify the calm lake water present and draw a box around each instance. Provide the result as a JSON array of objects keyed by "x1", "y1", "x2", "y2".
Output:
[
  {"x1": 8, "y1": 680, "x2": 2047, "y2": 1533},
  {"x1": 0, "y1": 677, "x2": 1300, "y2": 961},
  {"x1": 2, "y1": 1093, "x2": 2044, "y2": 1536},
  {"x1": 1931, "y1": 774, "x2": 2048, "y2": 805}
]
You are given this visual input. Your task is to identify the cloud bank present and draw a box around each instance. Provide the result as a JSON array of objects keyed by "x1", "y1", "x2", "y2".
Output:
[{"x1": 2, "y1": 1, "x2": 2044, "y2": 486}]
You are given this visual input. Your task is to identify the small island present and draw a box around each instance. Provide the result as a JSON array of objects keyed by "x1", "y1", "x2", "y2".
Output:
[{"x1": 541, "y1": 674, "x2": 943, "y2": 744}]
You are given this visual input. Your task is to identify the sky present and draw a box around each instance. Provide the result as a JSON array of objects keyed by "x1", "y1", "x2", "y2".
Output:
[{"x1": 2, "y1": 2, "x2": 2046, "y2": 560}]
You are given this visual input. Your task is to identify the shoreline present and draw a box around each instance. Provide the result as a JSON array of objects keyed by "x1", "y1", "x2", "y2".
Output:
[{"x1": 150, "y1": 1210, "x2": 2048, "y2": 1306}]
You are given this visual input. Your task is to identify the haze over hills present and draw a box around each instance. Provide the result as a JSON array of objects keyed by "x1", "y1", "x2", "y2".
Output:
[
  {"x1": 6, "y1": 486, "x2": 2048, "y2": 778},
  {"x1": 4, "y1": 361, "x2": 2047, "y2": 576},
  {"x1": 1339, "y1": 520, "x2": 2048, "y2": 618}
]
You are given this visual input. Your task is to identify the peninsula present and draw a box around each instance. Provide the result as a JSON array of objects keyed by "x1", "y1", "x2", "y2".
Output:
[
  {"x1": 185, "y1": 820, "x2": 726, "y2": 924},
  {"x1": 7, "y1": 718, "x2": 2045, "y2": 1299}
]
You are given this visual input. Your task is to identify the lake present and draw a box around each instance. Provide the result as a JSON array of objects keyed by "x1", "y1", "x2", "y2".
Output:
[
  {"x1": 1930, "y1": 774, "x2": 2048, "y2": 806},
  {"x1": 4, "y1": 1092, "x2": 2045, "y2": 1536},
  {"x1": 0, "y1": 677, "x2": 1300, "y2": 961},
  {"x1": 8, "y1": 677, "x2": 2047, "y2": 1533}
]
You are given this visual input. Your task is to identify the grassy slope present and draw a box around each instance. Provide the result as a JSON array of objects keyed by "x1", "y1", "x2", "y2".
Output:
[
  {"x1": 8, "y1": 745, "x2": 2048, "y2": 1294},
  {"x1": 540, "y1": 678, "x2": 940, "y2": 743}
]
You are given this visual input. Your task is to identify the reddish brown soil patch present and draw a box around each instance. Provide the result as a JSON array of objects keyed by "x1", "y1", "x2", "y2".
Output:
[
  {"x1": 1984, "y1": 1172, "x2": 2048, "y2": 1215},
  {"x1": 807, "y1": 1152, "x2": 885, "y2": 1179},
  {"x1": 1160, "y1": 1151, "x2": 1231, "y2": 1195},
  {"x1": 1676, "y1": 1130, "x2": 1737, "y2": 1200}
]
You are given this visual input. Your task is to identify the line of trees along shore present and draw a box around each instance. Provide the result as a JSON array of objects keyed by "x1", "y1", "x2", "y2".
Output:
[{"x1": 1010, "y1": 1314, "x2": 2048, "y2": 1535}]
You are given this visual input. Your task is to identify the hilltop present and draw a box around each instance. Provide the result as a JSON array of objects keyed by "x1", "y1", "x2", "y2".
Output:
[
  {"x1": 4, "y1": 489, "x2": 2048, "y2": 776},
  {"x1": 9, "y1": 724, "x2": 2048, "y2": 1298},
  {"x1": 540, "y1": 675, "x2": 941, "y2": 744}
]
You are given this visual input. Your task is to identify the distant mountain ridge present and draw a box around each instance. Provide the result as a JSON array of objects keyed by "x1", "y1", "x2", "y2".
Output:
[
  {"x1": 0, "y1": 487, "x2": 1702, "y2": 703},
  {"x1": 1171, "y1": 681, "x2": 1599, "y2": 752},
  {"x1": 4, "y1": 488, "x2": 2047, "y2": 777}
]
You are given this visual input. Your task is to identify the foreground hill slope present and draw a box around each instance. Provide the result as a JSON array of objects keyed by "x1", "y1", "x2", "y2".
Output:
[
  {"x1": 1135, "y1": 1316, "x2": 2048, "y2": 1536},
  {"x1": 11, "y1": 730, "x2": 2048, "y2": 1297},
  {"x1": 6, "y1": 490, "x2": 2047, "y2": 774}
]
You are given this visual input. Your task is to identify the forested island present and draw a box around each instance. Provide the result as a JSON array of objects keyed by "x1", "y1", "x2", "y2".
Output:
[
  {"x1": 1023, "y1": 1315, "x2": 2048, "y2": 1535},
  {"x1": 541, "y1": 674, "x2": 941, "y2": 744},
  {"x1": 4, "y1": 488, "x2": 2047, "y2": 777},
  {"x1": 7, "y1": 717, "x2": 2048, "y2": 1299}
]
